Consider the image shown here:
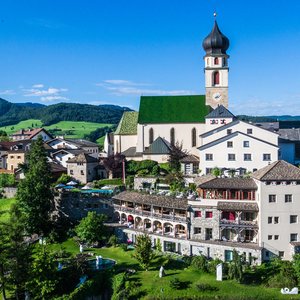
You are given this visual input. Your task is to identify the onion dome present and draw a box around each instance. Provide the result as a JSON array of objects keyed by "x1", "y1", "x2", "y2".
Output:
[{"x1": 202, "y1": 21, "x2": 229, "y2": 55}]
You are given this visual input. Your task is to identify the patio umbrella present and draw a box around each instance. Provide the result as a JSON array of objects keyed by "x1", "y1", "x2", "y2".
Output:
[
  {"x1": 81, "y1": 185, "x2": 91, "y2": 190},
  {"x1": 67, "y1": 180, "x2": 78, "y2": 186},
  {"x1": 55, "y1": 183, "x2": 65, "y2": 189}
]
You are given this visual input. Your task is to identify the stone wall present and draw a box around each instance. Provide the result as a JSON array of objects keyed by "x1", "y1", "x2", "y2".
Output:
[
  {"x1": 55, "y1": 191, "x2": 114, "y2": 221},
  {"x1": 133, "y1": 177, "x2": 157, "y2": 190},
  {"x1": 121, "y1": 228, "x2": 262, "y2": 264}
]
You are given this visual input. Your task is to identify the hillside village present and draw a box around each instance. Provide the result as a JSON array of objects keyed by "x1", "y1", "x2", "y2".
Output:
[
  {"x1": 1, "y1": 19, "x2": 300, "y2": 263},
  {"x1": 1, "y1": 17, "x2": 300, "y2": 299}
]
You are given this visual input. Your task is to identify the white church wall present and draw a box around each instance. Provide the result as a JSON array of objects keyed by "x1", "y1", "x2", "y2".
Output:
[
  {"x1": 136, "y1": 123, "x2": 206, "y2": 157},
  {"x1": 199, "y1": 133, "x2": 278, "y2": 174}
]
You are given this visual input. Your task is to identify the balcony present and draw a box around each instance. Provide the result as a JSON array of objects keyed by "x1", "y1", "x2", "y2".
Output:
[
  {"x1": 114, "y1": 204, "x2": 187, "y2": 223},
  {"x1": 220, "y1": 218, "x2": 258, "y2": 228}
]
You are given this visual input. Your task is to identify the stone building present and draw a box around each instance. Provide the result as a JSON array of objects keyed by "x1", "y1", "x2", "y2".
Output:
[{"x1": 112, "y1": 160, "x2": 300, "y2": 263}]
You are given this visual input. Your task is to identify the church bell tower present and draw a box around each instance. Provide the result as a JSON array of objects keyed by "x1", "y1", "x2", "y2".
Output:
[{"x1": 202, "y1": 16, "x2": 230, "y2": 109}]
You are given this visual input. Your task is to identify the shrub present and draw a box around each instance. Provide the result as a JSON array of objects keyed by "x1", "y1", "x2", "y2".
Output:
[
  {"x1": 207, "y1": 258, "x2": 223, "y2": 274},
  {"x1": 169, "y1": 277, "x2": 181, "y2": 290},
  {"x1": 196, "y1": 283, "x2": 219, "y2": 292},
  {"x1": 120, "y1": 243, "x2": 128, "y2": 252},
  {"x1": 191, "y1": 255, "x2": 208, "y2": 272},
  {"x1": 108, "y1": 235, "x2": 119, "y2": 247}
]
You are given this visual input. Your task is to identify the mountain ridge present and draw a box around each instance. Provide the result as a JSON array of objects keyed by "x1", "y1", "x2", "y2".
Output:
[{"x1": 0, "y1": 98, "x2": 132, "y2": 126}]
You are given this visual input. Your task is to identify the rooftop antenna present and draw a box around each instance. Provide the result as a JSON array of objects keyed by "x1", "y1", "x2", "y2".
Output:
[{"x1": 213, "y1": 11, "x2": 217, "y2": 19}]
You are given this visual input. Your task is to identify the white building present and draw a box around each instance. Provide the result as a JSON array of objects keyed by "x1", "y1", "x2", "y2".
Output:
[
  {"x1": 113, "y1": 160, "x2": 300, "y2": 263},
  {"x1": 199, "y1": 107, "x2": 279, "y2": 175}
]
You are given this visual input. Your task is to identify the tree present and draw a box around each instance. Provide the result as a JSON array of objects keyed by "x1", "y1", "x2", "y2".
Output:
[
  {"x1": 211, "y1": 167, "x2": 222, "y2": 177},
  {"x1": 16, "y1": 136, "x2": 54, "y2": 236},
  {"x1": 27, "y1": 245, "x2": 59, "y2": 299},
  {"x1": 133, "y1": 234, "x2": 154, "y2": 270},
  {"x1": 75, "y1": 212, "x2": 108, "y2": 246},
  {"x1": 168, "y1": 141, "x2": 187, "y2": 172},
  {"x1": 228, "y1": 250, "x2": 243, "y2": 282},
  {"x1": 0, "y1": 205, "x2": 32, "y2": 299},
  {"x1": 56, "y1": 173, "x2": 72, "y2": 185}
]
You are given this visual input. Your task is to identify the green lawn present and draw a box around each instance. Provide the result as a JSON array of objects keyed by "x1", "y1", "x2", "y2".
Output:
[
  {"x1": 0, "y1": 198, "x2": 16, "y2": 223},
  {"x1": 0, "y1": 119, "x2": 113, "y2": 145},
  {"x1": 48, "y1": 239, "x2": 296, "y2": 299},
  {"x1": 0, "y1": 119, "x2": 42, "y2": 134}
]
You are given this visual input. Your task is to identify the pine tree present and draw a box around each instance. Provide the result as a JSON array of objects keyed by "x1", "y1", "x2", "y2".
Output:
[
  {"x1": 133, "y1": 234, "x2": 154, "y2": 270},
  {"x1": 17, "y1": 136, "x2": 54, "y2": 236}
]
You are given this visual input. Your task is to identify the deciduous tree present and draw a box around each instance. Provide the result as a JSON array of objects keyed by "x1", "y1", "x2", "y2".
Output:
[{"x1": 75, "y1": 212, "x2": 108, "y2": 246}]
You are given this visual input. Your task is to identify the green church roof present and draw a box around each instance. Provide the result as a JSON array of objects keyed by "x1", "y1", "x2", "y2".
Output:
[
  {"x1": 138, "y1": 95, "x2": 211, "y2": 124},
  {"x1": 115, "y1": 111, "x2": 138, "y2": 135}
]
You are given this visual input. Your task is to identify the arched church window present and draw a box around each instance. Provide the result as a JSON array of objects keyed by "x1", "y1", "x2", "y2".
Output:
[
  {"x1": 213, "y1": 71, "x2": 220, "y2": 85},
  {"x1": 214, "y1": 57, "x2": 219, "y2": 65},
  {"x1": 192, "y1": 128, "x2": 196, "y2": 147},
  {"x1": 149, "y1": 128, "x2": 154, "y2": 144},
  {"x1": 170, "y1": 128, "x2": 175, "y2": 145}
]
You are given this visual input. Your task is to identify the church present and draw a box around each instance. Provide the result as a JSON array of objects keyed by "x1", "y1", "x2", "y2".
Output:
[{"x1": 113, "y1": 19, "x2": 279, "y2": 175}]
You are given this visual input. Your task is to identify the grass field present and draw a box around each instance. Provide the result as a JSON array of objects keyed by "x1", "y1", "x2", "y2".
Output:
[
  {"x1": 49, "y1": 239, "x2": 296, "y2": 300},
  {"x1": 0, "y1": 119, "x2": 114, "y2": 145},
  {"x1": 0, "y1": 198, "x2": 16, "y2": 223}
]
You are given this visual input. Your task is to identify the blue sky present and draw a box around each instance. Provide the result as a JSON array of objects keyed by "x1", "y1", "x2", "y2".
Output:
[{"x1": 0, "y1": 0, "x2": 300, "y2": 115}]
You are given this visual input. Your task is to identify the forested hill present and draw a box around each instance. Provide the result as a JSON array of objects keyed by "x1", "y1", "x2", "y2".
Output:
[{"x1": 0, "y1": 98, "x2": 132, "y2": 126}]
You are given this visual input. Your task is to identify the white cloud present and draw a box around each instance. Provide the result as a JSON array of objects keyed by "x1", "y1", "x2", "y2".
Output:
[
  {"x1": 22, "y1": 85, "x2": 69, "y2": 102},
  {"x1": 32, "y1": 84, "x2": 44, "y2": 88},
  {"x1": 40, "y1": 96, "x2": 68, "y2": 102},
  {"x1": 97, "y1": 79, "x2": 195, "y2": 96},
  {"x1": 0, "y1": 89, "x2": 15, "y2": 95},
  {"x1": 232, "y1": 94, "x2": 300, "y2": 116}
]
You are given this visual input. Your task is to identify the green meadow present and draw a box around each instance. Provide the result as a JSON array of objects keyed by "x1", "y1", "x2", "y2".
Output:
[{"x1": 0, "y1": 119, "x2": 113, "y2": 145}]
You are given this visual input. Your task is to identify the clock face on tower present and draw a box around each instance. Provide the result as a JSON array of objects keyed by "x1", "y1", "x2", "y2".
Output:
[{"x1": 213, "y1": 92, "x2": 222, "y2": 102}]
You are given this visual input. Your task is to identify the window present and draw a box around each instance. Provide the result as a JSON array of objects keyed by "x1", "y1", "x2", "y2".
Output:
[
  {"x1": 265, "y1": 251, "x2": 269, "y2": 258},
  {"x1": 263, "y1": 154, "x2": 271, "y2": 161},
  {"x1": 205, "y1": 228, "x2": 213, "y2": 240},
  {"x1": 192, "y1": 128, "x2": 196, "y2": 147},
  {"x1": 206, "y1": 168, "x2": 212, "y2": 175},
  {"x1": 206, "y1": 153, "x2": 213, "y2": 161},
  {"x1": 170, "y1": 128, "x2": 175, "y2": 145},
  {"x1": 269, "y1": 195, "x2": 276, "y2": 203},
  {"x1": 268, "y1": 235, "x2": 272, "y2": 240},
  {"x1": 247, "y1": 128, "x2": 253, "y2": 134},
  {"x1": 279, "y1": 251, "x2": 284, "y2": 258},
  {"x1": 10, "y1": 156, "x2": 14, "y2": 159},
  {"x1": 274, "y1": 235, "x2": 279, "y2": 240},
  {"x1": 225, "y1": 250, "x2": 233, "y2": 262},
  {"x1": 291, "y1": 233, "x2": 298, "y2": 242},
  {"x1": 228, "y1": 153, "x2": 235, "y2": 161},
  {"x1": 227, "y1": 129, "x2": 232, "y2": 135},
  {"x1": 244, "y1": 154, "x2": 252, "y2": 161},
  {"x1": 17, "y1": 156, "x2": 21, "y2": 159},
  {"x1": 80, "y1": 170, "x2": 84, "y2": 175},
  {"x1": 274, "y1": 216, "x2": 279, "y2": 224},
  {"x1": 194, "y1": 227, "x2": 201, "y2": 234},
  {"x1": 213, "y1": 71, "x2": 220, "y2": 85},
  {"x1": 70, "y1": 170, "x2": 74, "y2": 175},
  {"x1": 285, "y1": 194, "x2": 293, "y2": 203},
  {"x1": 243, "y1": 141, "x2": 249, "y2": 148},
  {"x1": 268, "y1": 217, "x2": 272, "y2": 224},
  {"x1": 194, "y1": 211, "x2": 202, "y2": 218},
  {"x1": 205, "y1": 211, "x2": 213, "y2": 218},
  {"x1": 214, "y1": 57, "x2": 219, "y2": 65},
  {"x1": 227, "y1": 141, "x2": 233, "y2": 148},
  {"x1": 290, "y1": 215, "x2": 298, "y2": 223},
  {"x1": 149, "y1": 128, "x2": 154, "y2": 144}
]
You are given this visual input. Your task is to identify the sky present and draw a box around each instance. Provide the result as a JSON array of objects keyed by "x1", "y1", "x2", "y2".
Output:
[{"x1": 0, "y1": 0, "x2": 300, "y2": 116}]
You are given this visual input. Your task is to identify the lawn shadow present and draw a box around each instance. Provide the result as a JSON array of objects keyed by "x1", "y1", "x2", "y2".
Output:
[{"x1": 164, "y1": 272, "x2": 180, "y2": 277}]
